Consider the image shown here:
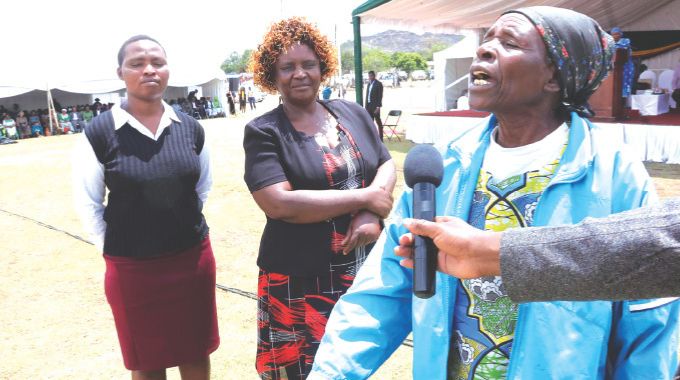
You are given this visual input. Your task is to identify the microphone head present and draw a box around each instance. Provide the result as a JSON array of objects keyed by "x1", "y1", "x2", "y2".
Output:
[{"x1": 404, "y1": 144, "x2": 444, "y2": 188}]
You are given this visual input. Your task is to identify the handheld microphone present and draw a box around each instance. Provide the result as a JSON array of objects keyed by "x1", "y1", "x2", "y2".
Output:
[{"x1": 403, "y1": 144, "x2": 444, "y2": 299}]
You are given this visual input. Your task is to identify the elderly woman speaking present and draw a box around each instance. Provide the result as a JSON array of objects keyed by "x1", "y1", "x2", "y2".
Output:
[{"x1": 309, "y1": 6, "x2": 679, "y2": 380}]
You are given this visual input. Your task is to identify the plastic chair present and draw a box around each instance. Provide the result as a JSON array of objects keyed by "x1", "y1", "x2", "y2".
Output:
[
  {"x1": 638, "y1": 70, "x2": 657, "y2": 89},
  {"x1": 383, "y1": 110, "x2": 402, "y2": 141},
  {"x1": 658, "y1": 69, "x2": 676, "y2": 108}
]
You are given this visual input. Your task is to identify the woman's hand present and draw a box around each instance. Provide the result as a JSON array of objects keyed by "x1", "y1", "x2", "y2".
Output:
[
  {"x1": 341, "y1": 211, "x2": 382, "y2": 254},
  {"x1": 363, "y1": 186, "x2": 393, "y2": 218}
]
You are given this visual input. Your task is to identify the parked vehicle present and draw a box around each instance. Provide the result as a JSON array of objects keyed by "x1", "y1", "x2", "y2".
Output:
[
  {"x1": 378, "y1": 73, "x2": 397, "y2": 88},
  {"x1": 411, "y1": 70, "x2": 428, "y2": 81},
  {"x1": 254, "y1": 90, "x2": 266, "y2": 102}
]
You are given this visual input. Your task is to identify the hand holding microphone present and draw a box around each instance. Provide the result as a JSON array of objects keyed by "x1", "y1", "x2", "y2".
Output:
[
  {"x1": 394, "y1": 217, "x2": 502, "y2": 280},
  {"x1": 403, "y1": 144, "x2": 443, "y2": 298}
]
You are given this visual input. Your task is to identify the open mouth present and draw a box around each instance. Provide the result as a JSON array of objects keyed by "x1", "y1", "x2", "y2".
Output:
[{"x1": 471, "y1": 71, "x2": 491, "y2": 86}]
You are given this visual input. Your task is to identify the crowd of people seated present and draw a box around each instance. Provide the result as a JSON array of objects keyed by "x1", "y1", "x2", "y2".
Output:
[
  {"x1": 0, "y1": 94, "x2": 226, "y2": 141},
  {"x1": 168, "y1": 94, "x2": 225, "y2": 120},
  {"x1": 0, "y1": 100, "x2": 113, "y2": 139}
]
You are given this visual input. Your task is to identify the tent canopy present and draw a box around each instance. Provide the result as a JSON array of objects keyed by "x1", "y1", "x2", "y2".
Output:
[
  {"x1": 353, "y1": 0, "x2": 680, "y2": 32},
  {"x1": 0, "y1": 68, "x2": 227, "y2": 99},
  {"x1": 352, "y1": 0, "x2": 680, "y2": 108}
]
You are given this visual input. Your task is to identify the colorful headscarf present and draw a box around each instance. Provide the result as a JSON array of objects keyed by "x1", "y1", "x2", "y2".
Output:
[{"x1": 503, "y1": 6, "x2": 615, "y2": 118}]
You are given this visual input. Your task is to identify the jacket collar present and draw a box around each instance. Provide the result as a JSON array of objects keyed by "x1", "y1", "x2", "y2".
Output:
[{"x1": 445, "y1": 112, "x2": 593, "y2": 183}]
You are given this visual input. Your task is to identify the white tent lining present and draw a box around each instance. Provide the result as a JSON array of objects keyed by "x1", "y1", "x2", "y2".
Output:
[{"x1": 357, "y1": 0, "x2": 680, "y2": 32}]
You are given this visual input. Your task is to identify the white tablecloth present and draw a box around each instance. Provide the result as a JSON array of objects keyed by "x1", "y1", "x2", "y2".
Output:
[
  {"x1": 631, "y1": 93, "x2": 670, "y2": 116},
  {"x1": 406, "y1": 115, "x2": 680, "y2": 164},
  {"x1": 405, "y1": 115, "x2": 487, "y2": 145}
]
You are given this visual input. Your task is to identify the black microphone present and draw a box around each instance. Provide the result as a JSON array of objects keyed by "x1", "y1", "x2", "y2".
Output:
[{"x1": 403, "y1": 144, "x2": 444, "y2": 299}]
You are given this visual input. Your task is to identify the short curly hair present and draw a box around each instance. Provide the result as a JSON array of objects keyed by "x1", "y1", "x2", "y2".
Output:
[{"x1": 250, "y1": 17, "x2": 338, "y2": 94}]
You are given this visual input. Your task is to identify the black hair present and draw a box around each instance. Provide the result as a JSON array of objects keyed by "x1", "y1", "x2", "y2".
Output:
[
  {"x1": 368, "y1": 70, "x2": 376, "y2": 75},
  {"x1": 117, "y1": 34, "x2": 165, "y2": 67}
]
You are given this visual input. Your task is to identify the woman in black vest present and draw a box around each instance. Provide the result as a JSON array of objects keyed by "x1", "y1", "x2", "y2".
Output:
[
  {"x1": 244, "y1": 18, "x2": 396, "y2": 379},
  {"x1": 72, "y1": 35, "x2": 218, "y2": 379}
]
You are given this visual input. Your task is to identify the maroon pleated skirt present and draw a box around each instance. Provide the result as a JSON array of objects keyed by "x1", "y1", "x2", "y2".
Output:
[{"x1": 103, "y1": 237, "x2": 219, "y2": 371}]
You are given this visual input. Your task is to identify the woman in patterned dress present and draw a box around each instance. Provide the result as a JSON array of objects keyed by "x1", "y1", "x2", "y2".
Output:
[{"x1": 243, "y1": 17, "x2": 396, "y2": 380}]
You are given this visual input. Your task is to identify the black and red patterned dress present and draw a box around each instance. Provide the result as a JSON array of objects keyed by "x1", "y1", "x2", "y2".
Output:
[{"x1": 244, "y1": 100, "x2": 391, "y2": 379}]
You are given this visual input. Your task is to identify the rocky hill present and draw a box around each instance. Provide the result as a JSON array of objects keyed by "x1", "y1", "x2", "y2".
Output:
[{"x1": 340, "y1": 30, "x2": 464, "y2": 53}]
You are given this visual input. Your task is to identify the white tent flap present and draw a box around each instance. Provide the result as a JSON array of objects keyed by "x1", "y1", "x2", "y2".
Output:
[{"x1": 358, "y1": 0, "x2": 679, "y2": 32}]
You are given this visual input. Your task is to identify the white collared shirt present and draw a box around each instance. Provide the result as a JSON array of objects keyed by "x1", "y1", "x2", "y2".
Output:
[{"x1": 71, "y1": 101, "x2": 212, "y2": 251}]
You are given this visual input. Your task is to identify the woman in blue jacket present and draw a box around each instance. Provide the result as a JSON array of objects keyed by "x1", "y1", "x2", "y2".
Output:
[{"x1": 309, "y1": 6, "x2": 679, "y2": 380}]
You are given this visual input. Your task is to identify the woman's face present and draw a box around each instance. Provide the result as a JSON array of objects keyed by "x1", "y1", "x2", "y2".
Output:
[
  {"x1": 468, "y1": 13, "x2": 556, "y2": 113},
  {"x1": 274, "y1": 43, "x2": 321, "y2": 106},
  {"x1": 117, "y1": 39, "x2": 169, "y2": 102}
]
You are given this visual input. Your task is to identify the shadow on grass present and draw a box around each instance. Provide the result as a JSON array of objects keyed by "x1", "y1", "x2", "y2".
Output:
[{"x1": 384, "y1": 135, "x2": 414, "y2": 155}]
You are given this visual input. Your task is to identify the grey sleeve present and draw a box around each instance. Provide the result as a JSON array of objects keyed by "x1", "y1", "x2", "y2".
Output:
[{"x1": 500, "y1": 199, "x2": 680, "y2": 302}]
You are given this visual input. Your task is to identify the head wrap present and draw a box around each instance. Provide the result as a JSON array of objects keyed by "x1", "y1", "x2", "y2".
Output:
[
  {"x1": 611, "y1": 27, "x2": 622, "y2": 35},
  {"x1": 503, "y1": 6, "x2": 615, "y2": 118}
]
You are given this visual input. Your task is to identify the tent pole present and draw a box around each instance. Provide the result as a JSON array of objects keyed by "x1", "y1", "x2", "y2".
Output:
[
  {"x1": 46, "y1": 85, "x2": 54, "y2": 135},
  {"x1": 46, "y1": 87, "x2": 57, "y2": 135},
  {"x1": 336, "y1": 23, "x2": 342, "y2": 79},
  {"x1": 353, "y1": 15, "x2": 363, "y2": 105}
]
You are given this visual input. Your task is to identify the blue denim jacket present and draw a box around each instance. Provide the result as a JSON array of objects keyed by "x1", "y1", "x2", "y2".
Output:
[{"x1": 309, "y1": 112, "x2": 679, "y2": 380}]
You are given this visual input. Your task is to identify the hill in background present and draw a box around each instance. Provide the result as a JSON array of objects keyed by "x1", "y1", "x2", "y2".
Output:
[{"x1": 340, "y1": 30, "x2": 464, "y2": 53}]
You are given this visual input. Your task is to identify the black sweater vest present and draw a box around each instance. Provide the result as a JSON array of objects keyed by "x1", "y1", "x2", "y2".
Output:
[{"x1": 85, "y1": 111, "x2": 208, "y2": 258}]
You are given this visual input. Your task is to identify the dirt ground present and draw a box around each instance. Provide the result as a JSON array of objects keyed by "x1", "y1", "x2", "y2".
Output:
[{"x1": 1, "y1": 84, "x2": 679, "y2": 379}]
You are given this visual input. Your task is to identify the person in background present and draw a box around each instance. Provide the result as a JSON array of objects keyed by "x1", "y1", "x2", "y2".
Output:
[
  {"x1": 180, "y1": 98, "x2": 192, "y2": 115},
  {"x1": 211, "y1": 96, "x2": 223, "y2": 117},
  {"x1": 238, "y1": 87, "x2": 247, "y2": 113},
  {"x1": 72, "y1": 34, "x2": 219, "y2": 379},
  {"x1": 81, "y1": 105, "x2": 94, "y2": 130},
  {"x1": 3, "y1": 113, "x2": 18, "y2": 139},
  {"x1": 69, "y1": 106, "x2": 82, "y2": 133},
  {"x1": 321, "y1": 83, "x2": 332, "y2": 100},
  {"x1": 245, "y1": 17, "x2": 396, "y2": 379},
  {"x1": 187, "y1": 89, "x2": 198, "y2": 103},
  {"x1": 28, "y1": 110, "x2": 43, "y2": 137},
  {"x1": 611, "y1": 27, "x2": 635, "y2": 99},
  {"x1": 199, "y1": 96, "x2": 210, "y2": 118},
  {"x1": 364, "y1": 70, "x2": 384, "y2": 141},
  {"x1": 169, "y1": 99, "x2": 182, "y2": 114},
  {"x1": 39, "y1": 110, "x2": 52, "y2": 136},
  {"x1": 92, "y1": 98, "x2": 103, "y2": 115},
  {"x1": 337, "y1": 82, "x2": 346, "y2": 98},
  {"x1": 226, "y1": 91, "x2": 236, "y2": 116},
  {"x1": 57, "y1": 108, "x2": 72, "y2": 134},
  {"x1": 203, "y1": 97, "x2": 213, "y2": 117},
  {"x1": 310, "y1": 7, "x2": 678, "y2": 380},
  {"x1": 247, "y1": 87, "x2": 256, "y2": 110},
  {"x1": 15, "y1": 111, "x2": 30, "y2": 139},
  {"x1": 672, "y1": 58, "x2": 680, "y2": 108}
]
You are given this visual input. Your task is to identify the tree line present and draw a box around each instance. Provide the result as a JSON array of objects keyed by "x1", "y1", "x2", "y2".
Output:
[{"x1": 221, "y1": 42, "x2": 447, "y2": 76}]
